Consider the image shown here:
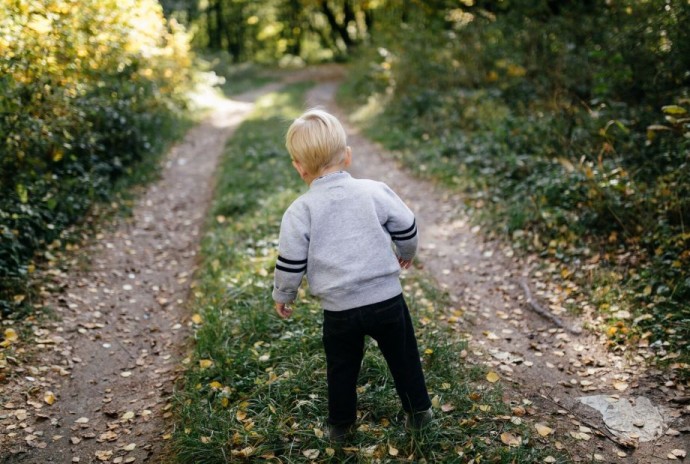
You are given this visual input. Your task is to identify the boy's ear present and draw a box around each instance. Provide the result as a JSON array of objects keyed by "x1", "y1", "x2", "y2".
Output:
[
  {"x1": 292, "y1": 159, "x2": 309, "y2": 180},
  {"x1": 344, "y1": 146, "x2": 352, "y2": 167}
]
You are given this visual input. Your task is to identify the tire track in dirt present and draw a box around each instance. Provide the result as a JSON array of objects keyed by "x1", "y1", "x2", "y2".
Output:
[
  {"x1": 305, "y1": 79, "x2": 689, "y2": 464},
  {"x1": 0, "y1": 82, "x2": 285, "y2": 463}
]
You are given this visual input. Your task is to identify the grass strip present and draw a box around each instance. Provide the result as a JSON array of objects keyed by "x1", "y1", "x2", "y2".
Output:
[{"x1": 172, "y1": 82, "x2": 568, "y2": 463}]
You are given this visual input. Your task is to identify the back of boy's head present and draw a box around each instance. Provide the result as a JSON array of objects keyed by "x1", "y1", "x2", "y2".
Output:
[{"x1": 286, "y1": 109, "x2": 347, "y2": 174}]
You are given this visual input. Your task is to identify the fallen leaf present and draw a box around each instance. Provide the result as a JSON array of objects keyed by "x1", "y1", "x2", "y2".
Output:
[
  {"x1": 236, "y1": 410, "x2": 247, "y2": 422},
  {"x1": 1, "y1": 328, "x2": 18, "y2": 347},
  {"x1": 98, "y1": 431, "x2": 118, "y2": 442},
  {"x1": 486, "y1": 371, "x2": 500, "y2": 383},
  {"x1": 302, "y1": 449, "x2": 319, "y2": 459},
  {"x1": 199, "y1": 359, "x2": 213, "y2": 369},
  {"x1": 389, "y1": 445, "x2": 399, "y2": 456},
  {"x1": 95, "y1": 450, "x2": 113, "y2": 461},
  {"x1": 535, "y1": 423, "x2": 554, "y2": 437},
  {"x1": 613, "y1": 381, "x2": 629, "y2": 391},
  {"x1": 44, "y1": 391, "x2": 57, "y2": 405},
  {"x1": 671, "y1": 449, "x2": 686, "y2": 458},
  {"x1": 121, "y1": 411, "x2": 135, "y2": 420},
  {"x1": 123, "y1": 443, "x2": 136, "y2": 451},
  {"x1": 512, "y1": 406, "x2": 526, "y2": 416},
  {"x1": 75, "y1": 417, "x2": 89, "y2": 424},
  {"x1": 209, "y1": 381, "x2": 222, "y2": 389},
  {"x1": 191, "y1": 314, "x2": 203, "y2": 324},
  {"x1": 325, "y1": 448, "x2": 335, "y2": 457},
  {"x1": 500, "y1": 432, "x2": 522, "y2": 447},
  {"x1": 313, "y1": 428, "x2": 323, "y2": 438},
  {"x1": 544, "y1": 457, "x2": 556, "y2": 463},
  {"x1": 441, "y1": 403, "x2": 455, "y2": 412}
]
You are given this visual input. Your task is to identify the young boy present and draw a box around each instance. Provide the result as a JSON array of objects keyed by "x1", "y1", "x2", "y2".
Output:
[{"x1": 272, "y1": 109, "x2": 432, "y2": 441}]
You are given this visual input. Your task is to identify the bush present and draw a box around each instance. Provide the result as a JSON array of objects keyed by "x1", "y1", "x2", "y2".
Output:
[
  {"x1": 0, "y1": 0, "x2": 194, "y2": 315},
  {"x1": 340, "y1": 0, "x2": 690, "y2": 373}
]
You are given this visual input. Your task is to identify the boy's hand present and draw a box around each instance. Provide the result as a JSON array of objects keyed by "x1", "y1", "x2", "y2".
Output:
[
  {"x1": 275, "y1": 302, "x2": 293, "y2": 319},
  {"x1": 398, "y1": 257, "x2": 413, "y2": 269}
]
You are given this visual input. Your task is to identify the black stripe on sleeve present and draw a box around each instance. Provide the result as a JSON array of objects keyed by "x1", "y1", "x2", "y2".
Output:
[
  {"x1": 391, "y1": 228, "x2": 418, "y2": 242},
  {"x1": 277, "y1": 255, "x2": 308, "y2": 265},
  {"x1": 389, "y1": 219, "x2": 416, "y2": 238},
  {"x1": 275, "y1": 264, "x2": 307, "y2": 273}
]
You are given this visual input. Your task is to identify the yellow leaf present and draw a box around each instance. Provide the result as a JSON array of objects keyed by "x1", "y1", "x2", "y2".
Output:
[
  {"x1": 44, "y1": 391, "x2": 57, "y2": 405},
  {"x1": 479, "y1": 404, "x2": 491, "y2": 412},
  {"x1": 424, "y1": 348, "x2": 434, "y2": 355},
  {"x1": 535, "y1": 423, "x2": 554, "y2": 437},
  {"x1": 13, "y1": 295, "x2": 25, "y2": 304},
  {"x1": 221, "y1": 397, "x2": 229, "y2": 408},
  {"x1": 191, "y1": 313, "x2": 203, "y2": 324},
  {"x1": 389, "y1": 445, "x2": 399, "y2": 456},
  {"x1": 4, "y1": 328, "x2": 18, "y2": 342},
  {"x1": 486, "y1": 371, "x2": 500, "y2": 383},
  {"x1": 313, "y1": 428, "x2": 324, "y2": 438},
  {"x1": 199, "y1": 359, "x2": 213, "y2": 369},
  {"x1": 325, "y1": 448, "x2": 335, "y2": 457},
  {"x1": 500, "y1": 432, "x2": 522, "y2": 447},
  {"x1": 121, "y1": 411, "x2": 135, "y2": 420},
  {"x1": 662, "y1": 105, "x2": 687, "y2": 116},
  {"x1": 236, "y1": 410, "x2": 247, "y2": 422},
  {"x1": 209, "y1": 381, "x2": 222, "y2": 389}
]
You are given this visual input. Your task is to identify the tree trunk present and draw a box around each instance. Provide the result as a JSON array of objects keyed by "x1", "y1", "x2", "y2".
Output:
[{"x1": 320, "y1": 0, "x2": 353, "y2": 50}]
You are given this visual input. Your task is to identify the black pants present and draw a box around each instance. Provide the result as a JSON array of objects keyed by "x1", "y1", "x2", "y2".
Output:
[{"x1": 322, "y1": 293, "x2": 431, "y2": 426}]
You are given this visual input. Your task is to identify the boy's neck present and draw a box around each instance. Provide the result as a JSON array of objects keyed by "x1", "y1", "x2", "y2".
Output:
[{"x1": 307, "y1": 164, "x2": 347, "y2": 185}]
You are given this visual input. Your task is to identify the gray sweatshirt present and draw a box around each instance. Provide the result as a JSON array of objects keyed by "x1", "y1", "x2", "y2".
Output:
[{"x1": 272, "y1": 171, "x2": 418, "y2": 311}]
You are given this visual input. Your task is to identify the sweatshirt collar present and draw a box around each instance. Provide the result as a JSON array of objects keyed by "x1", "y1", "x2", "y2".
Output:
[{"x1": 310, "y1": 171, "x2": 350, "y2": 188}]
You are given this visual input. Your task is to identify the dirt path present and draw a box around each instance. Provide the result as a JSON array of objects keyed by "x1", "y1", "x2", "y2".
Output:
[
  {"x1": 0, "y1": 81, "x2": 287, "y2": 463},
  {"x1": 306, "y1": 80, "x2": 689, "y2": 463}
]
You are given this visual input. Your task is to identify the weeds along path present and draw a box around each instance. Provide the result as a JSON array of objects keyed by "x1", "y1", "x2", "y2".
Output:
[
  {"x1": 0, "y1": 82, "x2": 289, "y2": 463},
  {"x1": 306, "y1": 81, "x2": 689, "y2": 463}
]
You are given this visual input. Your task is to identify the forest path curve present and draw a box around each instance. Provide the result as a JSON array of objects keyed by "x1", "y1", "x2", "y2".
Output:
[
  {"x1": 0, "y1": 80, "x2": 290, "y2": 463},
  {"x1": 305, "y1": 79, "x2": 689, "y2": 463}
]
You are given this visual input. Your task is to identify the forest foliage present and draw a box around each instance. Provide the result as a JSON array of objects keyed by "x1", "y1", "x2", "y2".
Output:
[
  {"x1": 165, "y1": 0, "x2": 688, "y2": 368},
  {"x1": 335, "y1": 0, "x2": 690, "y2": 369},
  {"x1": 2, "y1": 0, "x2": 688, "y2": 370},
  {"x1": 0, "y1": 0, "x2": 194, "y2": 315}
]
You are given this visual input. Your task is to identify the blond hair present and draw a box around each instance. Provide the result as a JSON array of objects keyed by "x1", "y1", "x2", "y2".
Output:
[{"x1": 286, "y1": 109, "x2": 347, "y2": 174}]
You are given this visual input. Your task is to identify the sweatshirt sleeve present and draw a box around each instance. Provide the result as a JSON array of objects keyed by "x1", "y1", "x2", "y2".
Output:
[
  {"x1": 378, "y1": 183, "x2": 418, "y2": 261},
  {"x1": 272, "y1": 204, "x2": 310, "y2": 304}
]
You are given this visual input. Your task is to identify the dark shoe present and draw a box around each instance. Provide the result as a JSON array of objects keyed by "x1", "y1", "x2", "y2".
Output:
[
  {"x1": 406, "y1": 408, "x2": 433, "y2": 431},
  {"x1": 328, "y1": 423, "x2": 353, "y2": 443}
]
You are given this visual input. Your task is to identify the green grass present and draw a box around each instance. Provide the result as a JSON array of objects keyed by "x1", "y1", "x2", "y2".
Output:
[{"x1": 172, "y1": 83, "x2": 568, "y2": 462}]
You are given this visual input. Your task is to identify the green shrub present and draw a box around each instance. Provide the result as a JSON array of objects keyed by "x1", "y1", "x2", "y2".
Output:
[
  {"x1": 0, "y1": 0, "x2": 194, "y2": 315},
  {"x1": 339, "y1": 0, "x2": 690, "y2": 373}
]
